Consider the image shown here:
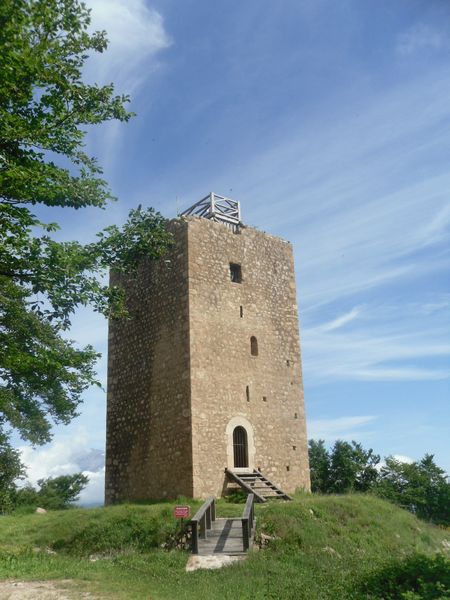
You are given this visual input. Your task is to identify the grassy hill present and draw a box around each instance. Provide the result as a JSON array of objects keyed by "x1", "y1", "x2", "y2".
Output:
[{"x1": 0, "y1": 493, "x2": 448, "y2": 599}]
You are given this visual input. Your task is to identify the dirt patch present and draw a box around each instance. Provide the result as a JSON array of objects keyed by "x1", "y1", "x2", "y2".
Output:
[{"x1": 0, "y1": 580, "x2": 98, "y2": 599}]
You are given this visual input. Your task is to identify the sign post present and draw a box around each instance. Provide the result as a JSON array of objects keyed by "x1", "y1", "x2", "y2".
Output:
[
  {"x1": 173, "y1": 505, "x2": 190, "y2": 534},
  {"x1": 174, "y1": 505, "x2": 190, "y2": 519}
]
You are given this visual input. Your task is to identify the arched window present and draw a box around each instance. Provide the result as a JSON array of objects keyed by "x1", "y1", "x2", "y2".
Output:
[
  {"x1": 250, "y1": 336, "x2": 258, "y2": 356},
  {"x1": 233, "y1": 426, "x2": 248, "y2": 468}
]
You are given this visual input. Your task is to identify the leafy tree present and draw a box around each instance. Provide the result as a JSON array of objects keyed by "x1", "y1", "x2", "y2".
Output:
[
  {"x1": 308, "y1": 439, "x2": 330, "y2": 493},
  {"x1": 37, "y1": 473, "x2": 89, "y2": 509},
  {"x1": 11, "y1": 483, "x2": 39, "y2": 509},
  {"x1": 14, "y1": 473, "x2": 88, "y2": 509},
  {"x1": 375, "y1": 455, "x2": 450, "y2": 526},
  {"x1": 309, "y1": 440, "x2": 449, "y2": 525},
  {"x1": 0, "y1": 0, "x2": 172, "y2": 472},
  {"x1": 308, "y1": 439, "x2": 380, "y2": 494},
  {"x1": 329, "y1": 440, "x2": 380, "y2": 493},
  {"x1": 0, "y1": 433, "x2": 25, "y2": 512}
]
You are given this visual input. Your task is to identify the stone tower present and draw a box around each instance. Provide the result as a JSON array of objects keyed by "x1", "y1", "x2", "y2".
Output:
[{"x1": 105, "y1": 194, "x2": 310, "y2": 503}]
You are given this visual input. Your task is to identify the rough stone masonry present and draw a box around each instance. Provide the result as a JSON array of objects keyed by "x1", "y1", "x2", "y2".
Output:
[{"x1": 105, "y1": 215, "x2": 310, "y2": 503}]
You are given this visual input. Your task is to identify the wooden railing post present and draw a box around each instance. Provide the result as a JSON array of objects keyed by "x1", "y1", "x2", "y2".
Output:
[
  {"x1": 241, "y1": 493, "x2": 255, "y2": 552},
  {"x1": 191, "y1": 521, "x2": 198, "y2": 554},
  {"x1": 200, "y1": 513, "x2": 206, "y2": 539},
  {"x1": 242, "y1": 518, "x2": 249, "y2": 551}
]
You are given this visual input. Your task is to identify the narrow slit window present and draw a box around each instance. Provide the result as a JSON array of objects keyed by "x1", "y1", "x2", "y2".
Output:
[
  {"x1": 229, "y1": 263, "x2": 242, "y2": 283},
  {"x1": 246, "y1": 385, "x2": 250, "y2": 402},
  {"x1": 250, "y1": 336, "x2": 258, "y2": 356},
  {"x1": 240, "y1": 305, "x2": 244, "y2": 318}
]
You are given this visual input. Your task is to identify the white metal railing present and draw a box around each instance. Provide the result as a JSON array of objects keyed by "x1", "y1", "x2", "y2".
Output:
[{"x1": 180, "y1": 192, "x2": 241, "y2": 228}]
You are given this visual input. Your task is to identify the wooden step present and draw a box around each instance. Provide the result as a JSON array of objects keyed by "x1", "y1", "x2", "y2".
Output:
[{"x1": 225, "y1": 468, "x2": 292, "y2": 502}]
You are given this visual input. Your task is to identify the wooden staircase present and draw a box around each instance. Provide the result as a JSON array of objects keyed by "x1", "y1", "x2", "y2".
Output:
[{"x1": 225, "y1": 468, "x2": 292, "y2": 503}]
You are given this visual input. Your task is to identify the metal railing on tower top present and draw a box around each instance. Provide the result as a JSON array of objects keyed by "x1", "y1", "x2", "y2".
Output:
[{"x1": 180, "y1": 192, "x2": 241, "y2": 230}]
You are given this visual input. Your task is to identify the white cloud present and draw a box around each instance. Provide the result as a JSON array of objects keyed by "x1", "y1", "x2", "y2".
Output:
[
  {"x1": 396, "y1": 24, "x2": 444, "y2": 56},
  {"x1": 83, "y1": 0, "x2": 171, "y2": 175},
  {"x1": 308, "y1": 415, "x2": 377, "y2": 441},
  {"x1": 79, "y1": 468, "x2": 105, "y2": 506},
  {"x1": 377, "y1": 454, "x2": 415, "y2": 471},
  {"x1": 319, "y1": 307, "x2": 361, "y2": 332},
  {"x1": 392, "y1": 454, "x2": 414, "y2": 464},
  {"x1": 18, "y1": 430, "x2": 105, "y2": 506},
  {"x1": 302, "y1": 302, "x2": 450, "y2": 383},
  {"x1": 86, "y1": 0, "x2": 171, "y2": 91}
]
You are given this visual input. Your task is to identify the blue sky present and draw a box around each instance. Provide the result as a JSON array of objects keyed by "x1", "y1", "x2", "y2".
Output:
[{"x1": 16, "y1": 0, "x2": 450, "y2": 503}]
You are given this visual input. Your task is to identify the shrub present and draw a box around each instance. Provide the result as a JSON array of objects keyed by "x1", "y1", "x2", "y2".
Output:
[
  {"x1": 13, "y1": 474, "x2": 88, "y2": 511},
  {"x1": 355, "y1": 553, "x2": 450, "y2": 599},
  {"x1": 224, "y1": 489, "x2": 247, "y2": 503}
]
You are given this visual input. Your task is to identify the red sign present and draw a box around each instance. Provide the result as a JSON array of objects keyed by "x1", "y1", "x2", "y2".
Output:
[{"x1": 174, "y1": 505, "x2": 190, "y2": 519}]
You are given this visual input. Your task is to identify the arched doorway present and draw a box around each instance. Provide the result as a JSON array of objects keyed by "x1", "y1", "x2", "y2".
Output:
[
  {"x1": 233, "y1": 426, "x2": 248, "y2": 468},
  {"x1": 225, "y1": 416, "x2": 255, "y2": 472}
]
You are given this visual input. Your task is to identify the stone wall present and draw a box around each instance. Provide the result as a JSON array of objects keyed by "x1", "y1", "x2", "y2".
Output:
[
  {"x1": 105, "y1": 215, "x2": 310, "y2": 503},
  {"x1": 187, "y1": 218, "x2": 310, "y2": 497},
  {"x1": 105, "y1": 220, "x2": 193, "y2": 503}
]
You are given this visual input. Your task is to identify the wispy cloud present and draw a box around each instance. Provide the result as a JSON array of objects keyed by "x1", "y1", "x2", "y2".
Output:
[
  {"x1": 84, "y1": 0, "x2": 171, "y2": 177},
  {"x1": 302, "y1": 302, "x2": 450, "y2": 383},
  {"x1": 319, "y1": 307, "x2": 361, "y2": 332},
  {"x1": 214, "y1": 68, "x2": 450, "y2": 312},
  {"x1": 308, "y1": 415, "x2": 377, "y2": 441},
  {"x1": 396, "y1": 24, "x2": 445, "y2": 56},
  {"x1": 86, "y1": 0, "x2": 171, "y2": 91}
]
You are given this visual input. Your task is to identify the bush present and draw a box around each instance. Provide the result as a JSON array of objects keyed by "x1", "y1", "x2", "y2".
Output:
[
  {"x1": 356, "y1": 553, "x2": 450, "y2": 599},
  {"x1": 224, "y1": 489, "x2": 247, "y2": 503},
  {"x1": 13, "y1": 474, "x2": 88, "y2": 511}
]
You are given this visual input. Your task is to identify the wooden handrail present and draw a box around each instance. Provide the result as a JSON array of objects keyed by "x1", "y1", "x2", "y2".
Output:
[
  {"x1": 241, "y1": 493, "x2": 255, "y2": 551},
  {"x1": 190, "y1": 496, "x2": 216, "y2": 554}
]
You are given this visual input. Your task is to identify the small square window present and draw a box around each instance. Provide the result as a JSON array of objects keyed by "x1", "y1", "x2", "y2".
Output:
[{"x1": 229, "y1": 263, "x2": 242, "y2": 283}]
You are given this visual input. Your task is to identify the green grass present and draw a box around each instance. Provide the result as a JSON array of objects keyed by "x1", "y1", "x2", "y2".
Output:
[{"x1": 0, "y1": 493, "x2": 448, "y2": 599}]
